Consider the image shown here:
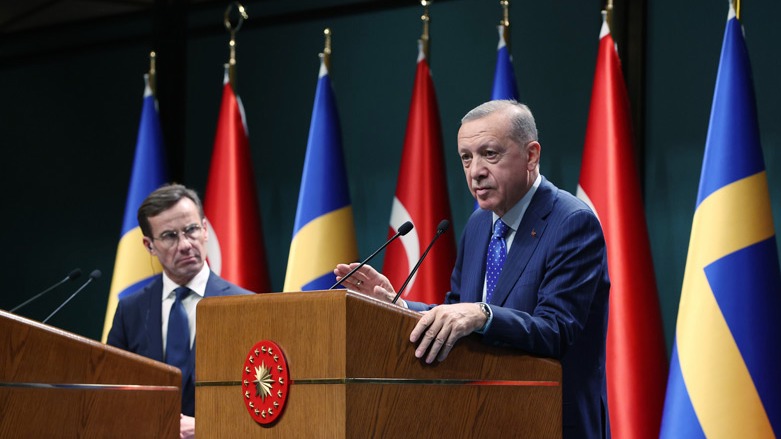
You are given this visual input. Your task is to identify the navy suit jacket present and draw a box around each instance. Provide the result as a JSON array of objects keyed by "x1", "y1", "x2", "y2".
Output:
[
  {"x1": 107, "y1": 271, "x2": 252, "y2": 416},
  {"x1": 408, "y1": 177, "x2": 610, "y2": 438}
]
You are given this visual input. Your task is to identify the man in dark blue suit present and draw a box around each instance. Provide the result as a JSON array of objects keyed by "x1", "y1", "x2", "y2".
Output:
[
  {"x1": 335, "y1": 100, "x2": 610, "y2": 438},
  {"x1": 107, "y1": 184, "x2": 253, "y2": 438}
]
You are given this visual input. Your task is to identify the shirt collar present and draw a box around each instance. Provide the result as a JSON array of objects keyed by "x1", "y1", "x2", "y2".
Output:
[
  {"x1": 492, "y1": 173, "x2": 542, "y2": 232},
  {"x1": 161, "y1": 263, "x2": 210, "y2": 301}
]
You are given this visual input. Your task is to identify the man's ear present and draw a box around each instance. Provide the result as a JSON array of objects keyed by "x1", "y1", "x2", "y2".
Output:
[
  {"x1": 201, "y1": 218, "x2": 210, "y2": 243},
  {"x1": 143, "y1": 237, "x2": 154, "y2": 254},
  {"x1": 527, "y1": 141, "x2": 541, "y2": 170}
]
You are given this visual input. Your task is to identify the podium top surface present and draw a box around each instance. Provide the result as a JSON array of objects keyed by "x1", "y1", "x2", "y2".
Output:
[{"x1": 197, "y1": 290, "x2": 561, "y2": 383}]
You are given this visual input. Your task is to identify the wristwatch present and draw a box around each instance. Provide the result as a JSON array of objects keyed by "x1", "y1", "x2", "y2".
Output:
[{"x1": 478, "y1": 302, "x2": 491, "y2": 332}]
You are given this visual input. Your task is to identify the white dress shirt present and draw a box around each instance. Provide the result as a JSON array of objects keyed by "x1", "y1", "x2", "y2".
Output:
[{"x1": 161, "y1": 263, "x2": 209, "y2": 354}]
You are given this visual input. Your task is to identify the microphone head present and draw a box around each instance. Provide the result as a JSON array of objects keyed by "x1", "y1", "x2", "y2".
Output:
[
  {"x1": 67, "y1": 268, "x2": 82, "y2": 281},
  {"x1": 398, "y1": 221, "x2": 414, "y2": 236},
  {"x1": 436, "y1": 219, "x2": 450, "y2": 234},
  {"x1": 89, "y1": 269, "x2": 102, "y2": 279}
]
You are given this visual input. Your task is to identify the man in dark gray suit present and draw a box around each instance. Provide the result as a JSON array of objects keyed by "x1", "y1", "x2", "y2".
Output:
[
  {"x1": 108, "y1": 183, "x2": 253, "y2": 438},
  {"x1": 335, "y1": 100, "x2": 610, "y2": 438}
]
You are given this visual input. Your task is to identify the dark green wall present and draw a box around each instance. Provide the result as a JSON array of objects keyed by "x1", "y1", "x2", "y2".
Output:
[{"x1": 1, "y1": 0, "x2": 779, "y2": 356}]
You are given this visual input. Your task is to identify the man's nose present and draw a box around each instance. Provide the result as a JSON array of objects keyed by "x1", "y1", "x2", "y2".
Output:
[
  {"x1": 470, "y1": 157, "x2": 487, "y2": 180},
  {"x1": 177, "y1": 235, "x2": 194, "y2": 251}
]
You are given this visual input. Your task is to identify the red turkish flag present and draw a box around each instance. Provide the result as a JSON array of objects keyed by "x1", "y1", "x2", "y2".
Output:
[
  {"x1": 382, "y1": 45, "x2": 456, "y2": 304},
  {"x1": 577, "y1": 21, "x2": 667, "y2": 439},
  {"x1": 204, "y1": 73, "x2": 270, "y2": 293}
]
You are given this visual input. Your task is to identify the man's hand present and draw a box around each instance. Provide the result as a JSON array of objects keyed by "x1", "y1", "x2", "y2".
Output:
[
  {"x1": 410, "y1": 303, "x2": 487, "y2": 363},
  {"x1": 180, "y1": 414, "x2": 194, "y2": 439},
  {"x1": 333, "y1": 263, "x2": 399, "y2": 304}
]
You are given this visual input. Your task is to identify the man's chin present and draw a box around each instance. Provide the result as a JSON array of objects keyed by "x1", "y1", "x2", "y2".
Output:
[{"x1": 176, "y1": 259, "x2": 203, "y2": 271}]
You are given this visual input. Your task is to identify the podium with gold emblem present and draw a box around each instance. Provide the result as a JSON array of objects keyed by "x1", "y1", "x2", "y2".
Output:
[{"x1": 196, "y1": 290, "x2": 562, "y2": 438}]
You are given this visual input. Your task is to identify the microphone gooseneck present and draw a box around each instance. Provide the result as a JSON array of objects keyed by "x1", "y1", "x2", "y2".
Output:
[
  {"x1": 42, "y1": 269, "x2": 101, "y2": 324},
  {"x1": 391, "y1": 219, "x2": 450, "y2": 304},
  {"x1": 329, "y1": 221, "x2": 414, "y2": 290},
  {"x1": 9, "y1": 268, "x2": 82, "y2": 313}
]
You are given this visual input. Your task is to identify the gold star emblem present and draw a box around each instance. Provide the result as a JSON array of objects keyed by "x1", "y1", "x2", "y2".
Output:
[{"x1": 253, "y1": 362, "x2": 274, "y2": 401}]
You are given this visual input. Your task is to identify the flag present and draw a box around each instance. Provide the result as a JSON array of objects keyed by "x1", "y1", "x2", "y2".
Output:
[
  {"x1": 660, "y1": 5, "x2": 781, "y2": 437},
  {"x1": 204, "y1": 68, "x2": 270, "y2": 293},
  {"x1": 283, "y1": 57, "x2": 358, "y2": 291},
  {"x1": 101, "y1": 74, "x2": 168, "y2": 342},
  {"x1": 475, "y1": 23, "x2": 521, "y2": 210},
  {"x1": 576, "y1": 17, "x2": 667, "y2": 439},
  {"x1": 382, "y1": 42, "x2": 456, "y2": 304},
  {"x1": 491, "y1": 24, "x2": 519, "y2": 101}
]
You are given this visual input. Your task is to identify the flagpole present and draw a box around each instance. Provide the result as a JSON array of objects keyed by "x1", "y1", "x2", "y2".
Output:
[
  {"x1": 499, "y1": 0, "x2": 510, "y2": 51},
  {"x1": 420, "y1": 0, "x2": 431, "y2": 60},
  {"x1": 604, "y1": 0, "x2": 613, "y2": 31},
  {"x1": 223, "y1": 1, "x2": 247, "y2": 89},
  {"x1": 321, "y1": 28, "x2": 332, "y2": 71},
  {"x1": 733, "y1": 0, "x2": 740, "y2": 19},
  {"x1": 148, "y1": 51, "x2": 157, "y2": 95}
]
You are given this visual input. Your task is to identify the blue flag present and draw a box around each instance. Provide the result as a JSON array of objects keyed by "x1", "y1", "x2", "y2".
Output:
[
  {"x1": 284, "y1": 58, "x2": 357, "y2": 291},
  {"x1": 476, "y1": 24, "x2": 521, "y2": 211},
  {"x1": 491, "y1": 24, "x2": 519, "y2": 101},
  {"x1": 102, "y1": 75, "x2": 168, "y2": 341},
  {"x1": 660, "y1": 5, "x2": 781, "y2": 438}
]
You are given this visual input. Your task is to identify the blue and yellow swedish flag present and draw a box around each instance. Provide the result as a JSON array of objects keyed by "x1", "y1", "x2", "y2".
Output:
[
  {"x1": 660, "y1": 6, "x2": 781, "y2": 438},
  {"x1": 283, "y1": 56, "x2": 357, "y2": 291},
  {"x1": 101, "y1": 74, "x2": 168, "y2": 341}
]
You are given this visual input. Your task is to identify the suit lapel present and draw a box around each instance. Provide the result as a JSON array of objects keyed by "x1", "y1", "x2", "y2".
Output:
[
  {"x1": 183, "y1": 271, "x2": 228, "y2": 377},
  {"x1": 461, "y1": 211, "x2": 492, "y2": 303},
  {"x1": 146, "y1": 277, "x2": 165, "y2": 362},
  {"x1": 204, "y1": 271, "x2": 231, "y2": 298},
  {"x1": 490, "y1": 178, "x2": 555, "y2": 306}
]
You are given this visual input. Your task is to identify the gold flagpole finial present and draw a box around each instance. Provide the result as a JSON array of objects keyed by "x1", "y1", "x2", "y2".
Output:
[
  {"x1": 500, "y1": 0, "x2": 510, "y2": 27},
  {"x1": 733, "y1": 0, "x2": 741, "y2": 19},
  {"x1": 499, "y1": 0, "x2": 511, "y2": 51},
  {"x1": 321, "y1": 28, "x2": 332, "y2": 71},
  {"x1": 420, "y1": 0, "x2": 431, "y2": 60},
  {"x1": 224, "y1": 1, "x2": 248, "y2": 88},
  {"x1": 148, "y1": 51, "x2": 157, "y2": 95},
  {"x1": 604, "y1": 0, "x2": 613, "y2": 31}
]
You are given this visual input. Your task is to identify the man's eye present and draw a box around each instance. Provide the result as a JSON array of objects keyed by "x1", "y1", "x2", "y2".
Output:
[
  {"x1": 184, "y1": 225, "x2": 198, "y2": 234},
  {"x1": 160, "y1": 232, "x2": 177, "y2": 241}
]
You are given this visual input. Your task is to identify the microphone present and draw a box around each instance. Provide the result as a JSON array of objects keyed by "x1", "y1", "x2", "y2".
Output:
[
  {"x1": 9, "y1": 268, "x2": 82, "y2": 313},
  {"x1": 392, "y1": 219, "x2": 450, "y2": 304},
  {"x1": 330, "y1": 221, "x2": 414, "y2": 290},
  {"x1": 42, "y1": 269, "x2": 101, "y2": 324}
]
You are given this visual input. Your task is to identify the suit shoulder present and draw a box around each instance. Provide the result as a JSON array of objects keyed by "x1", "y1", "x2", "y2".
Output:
[
  {"x1": 118, "y1": 277, "x2": 161, "y2": 305},
  {"x1": 551, "y1": 186, "x2": 596, "y2": 218},
  {"x1": 208, "y1": 273, "x2": 256, "y2": 296}
]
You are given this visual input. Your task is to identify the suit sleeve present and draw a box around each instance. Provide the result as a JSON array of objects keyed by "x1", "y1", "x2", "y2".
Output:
[
  {"x1": 482, "y1": 209, "x2": 607, "y2": 359},
  {"x1": 106, "y1": 300, "x2": 128, "y2": 350}
]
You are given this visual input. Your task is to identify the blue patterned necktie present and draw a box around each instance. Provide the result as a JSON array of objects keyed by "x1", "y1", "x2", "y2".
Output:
[
  {"x1": 485, "y1": 219, "x2": 510, "y2": 302},
  {"x1": 166, "y1": 286, "x2": 191, "y2": 370}
]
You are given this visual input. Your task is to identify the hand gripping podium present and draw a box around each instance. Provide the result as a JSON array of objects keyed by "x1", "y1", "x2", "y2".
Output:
[
  {"x1": 0, "y1": 309, "x2": 180, "y2": 437},
  {"x1": 196, "y1": 291, "x2": 562, "y2": 438}
]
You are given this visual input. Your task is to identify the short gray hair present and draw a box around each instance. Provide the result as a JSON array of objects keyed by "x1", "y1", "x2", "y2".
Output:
[{"x1": 461, "y1": 100, "x2": 538, "y2": 146}]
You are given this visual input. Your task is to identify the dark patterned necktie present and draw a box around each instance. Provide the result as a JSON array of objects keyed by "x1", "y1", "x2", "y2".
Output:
[
  {"x1": 166, "y1": 286, "x2": 191, "y2": 370},
  {"x1": 485, "y1": 219, "x2": 509, "y2": 302}
]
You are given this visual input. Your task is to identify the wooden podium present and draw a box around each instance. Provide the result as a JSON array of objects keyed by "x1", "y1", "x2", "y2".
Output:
[
  {"x1": 0, "y1": 309, "x2": 181, "y2": 438},
  {"x1": 196, "y1": 291, "x2": 562, "y2": 438}
]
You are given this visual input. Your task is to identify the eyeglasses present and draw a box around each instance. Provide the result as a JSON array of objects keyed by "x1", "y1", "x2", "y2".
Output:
[{"x1": 152, "y1": 224, "x2": 204, "y2": 249}]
